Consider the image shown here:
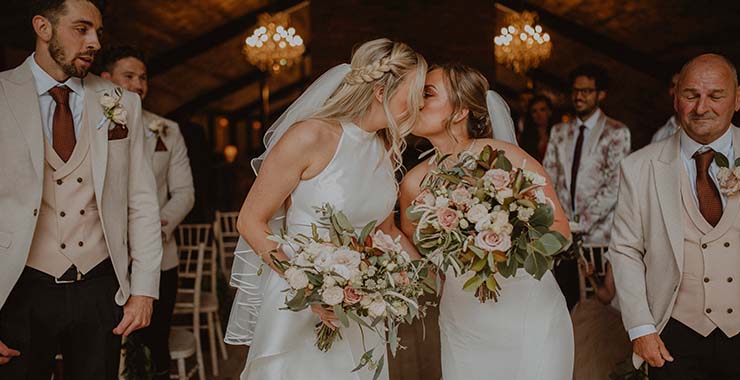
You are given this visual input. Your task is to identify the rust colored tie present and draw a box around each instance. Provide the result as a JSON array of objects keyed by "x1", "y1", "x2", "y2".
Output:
[
  {"x1": 570, "y1": 125, "x2": 586, "y2": 211},
  {"x1": 693, "y1": 149, "x2": 723, "y2": 226},
  {"x1": 49, "y1": 86, "x2": 76, "y2": 162}
]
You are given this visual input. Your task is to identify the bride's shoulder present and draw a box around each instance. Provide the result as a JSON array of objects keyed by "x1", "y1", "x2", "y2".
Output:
[{"x1": 277, "y1": 119, "x2": 342, "y2": 148}]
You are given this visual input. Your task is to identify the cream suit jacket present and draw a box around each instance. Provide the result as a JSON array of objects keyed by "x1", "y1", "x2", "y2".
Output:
[{"x1": 0, "y1": 57, "x2": 163, "y2": 309}]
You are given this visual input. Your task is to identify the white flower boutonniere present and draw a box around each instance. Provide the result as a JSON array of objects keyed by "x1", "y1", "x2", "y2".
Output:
[
  {"x1": 148, "y1": 119, "x2": 168, "y2": 138},
  {"x1": 714, "y1": 152, "x2": 740, "y2": 196},
  {"x1": 100, "y1": 87, "x2": 127, "y2": 126}
]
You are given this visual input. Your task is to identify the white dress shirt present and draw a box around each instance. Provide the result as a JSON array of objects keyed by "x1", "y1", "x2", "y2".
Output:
[
  {"x1": 29, "y1": 53, "x2": 85, "y2": 144},
  {"x1": 628, "y1": 126, "x2": 735, "y2": 341},
  {"x1": 571, "y1": 108, "x2": 602, "y2": 162},
  {"x1": 651, "y1": 115, "x2": 679, "y2": 143}
]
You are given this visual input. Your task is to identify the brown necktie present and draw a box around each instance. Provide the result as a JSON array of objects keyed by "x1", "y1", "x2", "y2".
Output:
[
  {"x1": 49, "y1": 86, "x2": 76, "y2": 162},
  {"x1": 693, "y1": 149, "x2": 723, "y2": 226},
  {"x1": 570, "y1": 125, "x2": 586, "y2": 211}
]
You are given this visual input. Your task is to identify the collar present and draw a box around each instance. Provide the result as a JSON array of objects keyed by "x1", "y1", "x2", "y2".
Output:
[
  {"x1": 680, "y1": 125, "x2": 734, "y2": 159},
  {"x1": 29, "y1": 53, "x2": 85, "y2": 97},
  {"x1": 575, "y1": 108, "x2": 602, "y2": 130},
  {"x1": 666, "y1": 115, "x2": 678, "y2": 129}
]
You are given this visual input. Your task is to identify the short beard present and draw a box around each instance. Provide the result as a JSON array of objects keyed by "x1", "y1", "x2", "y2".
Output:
[
  {"x1": 48, "y1": 29, "x2": 89, "y2": 78},
  {"x1": 576, "y1": 103, "x2": 598, "y2": 118}
]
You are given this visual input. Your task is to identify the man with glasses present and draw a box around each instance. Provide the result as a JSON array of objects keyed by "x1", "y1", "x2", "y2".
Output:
[{"x1": 543, "y1": 63, "x2": 631, "y2": 310}]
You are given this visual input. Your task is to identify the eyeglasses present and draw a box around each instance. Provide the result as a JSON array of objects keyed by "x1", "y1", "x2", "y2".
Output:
[{"x1": 572, "y1": 87, "x2": 598, "y2": 96}]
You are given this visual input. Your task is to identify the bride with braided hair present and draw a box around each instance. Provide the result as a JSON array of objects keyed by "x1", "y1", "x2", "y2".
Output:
[
  {"x1": 225, "y1": 38, "x2": 426, "y2": 380},
  {"x1": 400, "y1": 63, "x2": 574, "y2": 379}
]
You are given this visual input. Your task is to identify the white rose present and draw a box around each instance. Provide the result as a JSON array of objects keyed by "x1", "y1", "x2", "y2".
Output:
[
  {"x1": 368, "y1": 299, "x2": 387, "y2": 317},
  {"x1": 360, "y1": 295, "x2": 374, "y2": 307},
  {"x1": 517, "y1": 207, "x2": 535, "y2": 222},
  {"x1": 475, "y1": 219, "x2": 492, "y2": 232},
  {"x1": 284, "y1": 268, "x2": 309, "y2": 290},
  {"x1": 323, "y1": 276, "x2": 336, "y2": 288},
  {"x1": 524, "y1": 170, "x2": 547, "y2": 186},
  {"x1": 321, "y1": 286, "x2": 344, "y2": 305},
  {"x1": 434, "y1": 196, "x2": 450, "y2": 208},
  {"x1": 294, "y1": 252, "x2": 313, "y2": 267},
  {"x1": 112, "y1": 107, "x2": 127, "y2": 125},
  {"x1": 100, "y1": 93, "x2": 117, "y2": 109},
  {"x1": 466, "y1": 204, "x2": 490, "y2": 223}
]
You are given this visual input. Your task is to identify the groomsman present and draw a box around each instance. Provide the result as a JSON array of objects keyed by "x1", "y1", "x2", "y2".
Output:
[
  {"x1": 652, "y1": 73, "x2": 681, "y2": 143},
  {"x1": 543, "y1": 63, "x2": 631, "y2": 309},
  {"x1": 101, "y1": 45, "x2": 195, "y2": 379},
  {"x1": 0, "y1": 0, "x2": 163, "y2": 379},
  {"x1": 611, "y1": 54, "x2": 740, "y2": 378}
]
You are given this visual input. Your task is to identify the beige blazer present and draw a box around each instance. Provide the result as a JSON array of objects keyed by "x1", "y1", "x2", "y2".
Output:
[
  {"x1": 0, "y1": 57, "x2": 163, "y2": 309},
  {"x1": 609, "y1": 126, "x2": 740, "y2": 368},
  {"x1": 543, "y1": 111, "x2": 631, "y2": 244},
  {"x1": 142, "y1": 110, "x2": 194, "y2": 271}
]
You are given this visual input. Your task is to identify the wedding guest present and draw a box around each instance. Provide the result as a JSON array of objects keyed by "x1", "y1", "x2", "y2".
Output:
[
  {"x1": 519, "y1": 94, "x2": 556, "y2": 161},
  {"x1": 0, "y1": 1, "x2": 162, "y2": 378},
  {"x1": 611, "y1": 53, "x2": 740, "y2": 379},
  {"x1": 652, "y1": 73, "x2": 681, "y2": 143},
  {"x1": 543, "y1": 63, "x2": 631, "y2": 310},
  {"x1": 100, "y1": 45, "x2": 194, "y2": 380}
]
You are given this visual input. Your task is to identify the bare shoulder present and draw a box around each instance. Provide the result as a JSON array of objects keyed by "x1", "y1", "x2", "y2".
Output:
[
  {"x1": 401, "y1": 160, "x2": 432, "y2": 195},
  {"x1": 274, "y1": 118, "x2": 342, "y2": 151}
]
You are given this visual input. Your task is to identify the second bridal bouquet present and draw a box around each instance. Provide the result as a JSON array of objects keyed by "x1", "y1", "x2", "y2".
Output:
[
  {"x1": 269, "y1": 204, "x2": 430, "y2": 379},
  {"x1": 407, "y1": 145, "x2": 570, "y2": 302}
]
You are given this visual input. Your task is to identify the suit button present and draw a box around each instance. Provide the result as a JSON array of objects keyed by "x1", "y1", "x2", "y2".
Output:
[
  {"x1": 702, "y1": 243, "x2": 708, "y2": 249},
  {"x1": 60, "y1": 243, "x2": 66, "y2": 249},
  {"x1": 704, "y1": 277, "x2": 710, "y2": 283},
  {"x1": 80, "y1": 209, "x2": 85, "y2": 215},
  {"x1": 728, "y1": 308, "x2": 734, "y2": 314},
  {"x1": 706, "y1": 308, "x2": 712, "y2": 314},
  {"x1": 33, "y1": 209, "x2": 38, "y2": 216},
  {"x1": 60, "y1": 211, "x2": 66, "y2": 217},
  {"x1": 77, "y1": 177, "x2": 83, "y2": 183},
  {"x1": 56, "y1": 179, "x2": 63, "y2": 185},
  {"x1": 78, "y1": 241, "x2": 84, "y2": 247},
  {"x1": 725, "y1": 242, "x2": 731, "y2": 248},
  {"x1": 729, "y1": 277, "x2": 734, "y2": 283}
]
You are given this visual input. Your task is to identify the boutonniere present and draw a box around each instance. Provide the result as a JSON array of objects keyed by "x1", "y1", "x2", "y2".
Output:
[
  {"x1": 100, "y1": 87, "x2": 127, "y2": 127},
  {"x1": 148, "y1": 119, "x2": 168, "y2": 138},
  {"x1": 714, "y1": 152, "x2": 740, "y2": 196}
]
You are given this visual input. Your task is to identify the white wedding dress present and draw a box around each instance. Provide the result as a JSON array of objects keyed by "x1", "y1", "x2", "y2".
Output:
[
  {"x1": 239, "y1": 121, "x2": 396, "y2": 380},
  {"x1": 439, "y1": 268, "x2": 574, "y2": 380}
]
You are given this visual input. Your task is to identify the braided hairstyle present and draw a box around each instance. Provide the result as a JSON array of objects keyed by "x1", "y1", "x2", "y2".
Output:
[
  {"x1": 431, "y1": 63, "x2": 492, "y2": 140},
  {"x1": 309, "y1": 38, "x2": 427, "y2": 173}
]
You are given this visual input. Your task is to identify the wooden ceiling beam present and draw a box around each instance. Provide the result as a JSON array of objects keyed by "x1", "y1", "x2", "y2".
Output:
[{"x1": 166, "y1": 69, "x2": 263, "y2": 119}]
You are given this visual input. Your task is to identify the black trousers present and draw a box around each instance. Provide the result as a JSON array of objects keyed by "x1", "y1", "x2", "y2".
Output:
[
  {"x1": 650, "y1": 318, "x2": 740, "y2": 380},
  {"x1": 135, "y1": 267, "x2": 178, "y2": 380},
  {"x1": 554, "y1": 258, "x2": 580, "y2": 311},
  {"x1": 0, "y1": 260, "x2": 122, "y2": 380}
]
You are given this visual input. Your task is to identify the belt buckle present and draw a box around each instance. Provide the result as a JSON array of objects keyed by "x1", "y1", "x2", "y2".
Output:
[{"x1": 54, "y1": 270, "x2": 83, "y2": 284}]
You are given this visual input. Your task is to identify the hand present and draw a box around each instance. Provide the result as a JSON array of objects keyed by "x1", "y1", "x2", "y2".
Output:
[
  {"x1": 160, "y1": 219, "x2": 169, "y2": 239},
  {"x1": 310, "y1": 304, "x2": 338, "y2": 330},
  {"x1": 113, "y1": 295, "x2": 154, "y2": 337},
  {"x1": 633, "y1": 333, "x2": 673, "y2": 367},
  {"x1": 0, "y1": 339, "x2": 20, "y2": 365},
  {"x1": 578, "y1": 259, "x2": 595, "y2": 277}
]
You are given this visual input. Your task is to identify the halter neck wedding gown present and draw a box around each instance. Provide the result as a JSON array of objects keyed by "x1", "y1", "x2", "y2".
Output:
[{"x1": 240, "y1": 121, "x2": 396, "y2": 380}]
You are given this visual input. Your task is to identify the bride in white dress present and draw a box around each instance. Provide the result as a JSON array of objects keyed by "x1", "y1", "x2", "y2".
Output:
[
  {"x1": 400, "y1": 64, "x2": 574, "y2": 380},
  {"x1": 224, "y1": 38, "x2": 427, "y2": 380}
]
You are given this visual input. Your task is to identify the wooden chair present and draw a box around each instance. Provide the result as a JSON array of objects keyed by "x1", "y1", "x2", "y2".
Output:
[
  {"x1": 170, "y1": 243, "x2": 206, "y2": 380},
  {"x1": 576, "y1": 244, "x2": 610, "y2": 301},
  {"x1": 213, "y1": 211, "x2": 240, "y2": 277},
  {"x1": 174, "y1": 224, "x2": 229, "y2": 377}
]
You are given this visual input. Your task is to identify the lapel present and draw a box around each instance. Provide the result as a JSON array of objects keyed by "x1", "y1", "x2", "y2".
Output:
[
  {"x1": 584, "y1": 111, "x2": 607, "y2": 157},
  {"x1": 142, "y1": 111, "x2": 157, "y2": 158},
  {"x1": 4, "y1": 58, "x2": 44, "y2": 179},
  {"x1": 558, "y1": 120, "x2": 576, "y2": 190},
  {"x1": 652, "y1": 132, "x2": 684, "y2": 271},
  {"x1": 84, "y1": 76, "x2": 108, "y2": 203}
]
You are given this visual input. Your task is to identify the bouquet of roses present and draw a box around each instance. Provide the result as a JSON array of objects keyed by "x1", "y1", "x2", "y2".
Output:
[
  {"x1": 269, "y1": 204, "x2": 430, "y2": 379},
  {"x1": 407, "y1": 145, "x2": 570, "y2": 302}
]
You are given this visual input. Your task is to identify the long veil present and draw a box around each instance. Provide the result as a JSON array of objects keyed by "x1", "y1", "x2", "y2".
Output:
[
  {"x1": 224, "y1": 64, "x2": 352, "y2": 345},
  {"x1": 486, "y1": 89, "x2": 518, "y2": 146}
]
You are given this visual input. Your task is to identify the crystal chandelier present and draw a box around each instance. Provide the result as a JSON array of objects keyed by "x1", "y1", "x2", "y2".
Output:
[
  {"x1": 243, "y1": 12, "x2": 305, "y2": 74},
  {"x1": 494, "y1": 11, "x2": 552, "y2": 74}
]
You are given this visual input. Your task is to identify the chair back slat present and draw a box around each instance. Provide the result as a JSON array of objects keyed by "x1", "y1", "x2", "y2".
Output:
[
  {"x1": 214, "y1": 211, "x2": 240, "y2": 275},
  {"x1": 176, "y1": 243, "x2": 206, "y2": 310},
  {"x1": 577, "y1": 244, "x2": 609, "y2": 301}
]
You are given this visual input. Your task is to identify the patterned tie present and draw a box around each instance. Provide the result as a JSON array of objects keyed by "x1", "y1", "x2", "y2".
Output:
[
  {"x1": 49, "y1": 86, "x2": 76, "y2": 162},
  {"x1": 570, "y1": 125, "x2": 587, "y2": 211},
  {"x1": 693, "y1": 149, "x2": 723, "y2": 226}
]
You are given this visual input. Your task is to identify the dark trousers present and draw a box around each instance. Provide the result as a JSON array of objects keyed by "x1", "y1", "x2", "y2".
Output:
[
  {"x1": 135, "y1": 267, "x2": 178, "y2": 380},
  {"x1": 554, "y1": 258, "x2": 580, "y2": 310},
  {"x1": 650, "y1": 318, "x2": 740, "y2": 380},
  {"x1": 0, "y1": 260, "x2": 122, "y2": 380}
]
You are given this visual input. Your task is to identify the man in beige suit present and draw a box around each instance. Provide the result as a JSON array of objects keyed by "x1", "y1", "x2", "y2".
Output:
[
  {"x1": 101, "y1": 45, "x2": 195, "y2": 380},
  {"x1": 0, "y1": 1, "x2": 162, "y2": 378},
  {"x1": 610, "y1": 54, "x2": 740, "y2": 378}
]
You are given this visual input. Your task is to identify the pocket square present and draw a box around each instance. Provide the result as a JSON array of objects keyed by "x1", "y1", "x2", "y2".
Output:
[
  {"x1": 155, "y1": 137, "x2": 168, "y2": 152},
  {"x1": 108, "y1": 123, "x2": 128, "y2": 140}
]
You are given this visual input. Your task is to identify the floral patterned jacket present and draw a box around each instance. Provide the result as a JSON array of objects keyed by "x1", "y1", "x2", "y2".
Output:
[{"x1": 543, "y1": 111, "x2": 631, "y2": 244}]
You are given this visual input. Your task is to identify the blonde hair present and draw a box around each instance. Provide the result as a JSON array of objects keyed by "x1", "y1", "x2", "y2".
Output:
[
  {"x1": 432, "y1": 63, "x2": 492, "y2": 140},
  {"x1": 309, "y1": 38, "x2": 427, "y2": 172}
]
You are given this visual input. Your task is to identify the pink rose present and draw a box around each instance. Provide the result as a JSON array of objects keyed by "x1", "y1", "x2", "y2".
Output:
[
  {"x1": 371, "y1": 230, "x2": 402, "y2": 252},
  {"x1": 392, "y1": 271, "x2": 410, "y2": 286},
  {"x1": 475, "y1": 230, "x2": 512, "y2": 252},
  {"x1": 483, "y1": 169, "x2": 511, "y2": 190},
  {"x1": 718, "y1": 167, "x2": 740, "y2": 195},
  {"x1": 436, "y1": 207, "x2": 459, "y2": 231},
  {"x1": 414, "y1": 188, "x2": 436, "y2": 206},
  {"x1": 343, "y1": 286, "x2": 363, "y2": 305},
  {"x1": 450, "y1": 187, "x2": 472, "y2": 204}
]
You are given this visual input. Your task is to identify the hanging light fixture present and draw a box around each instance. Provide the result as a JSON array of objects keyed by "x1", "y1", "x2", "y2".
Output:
[
  {"x1": 494, "y1": 10, "x2": 552, "y2": 74},
  {"x1": 243, "y1": 12, "x2": 305, "y2": 74}
]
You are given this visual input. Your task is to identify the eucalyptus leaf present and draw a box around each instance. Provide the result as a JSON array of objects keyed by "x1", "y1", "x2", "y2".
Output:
[
  {"x1": 715, "y1": 151, "x2": 730, "y2": 168},
  {"x1": 494, "y1": 152, "x2": 513, "y2": 171},
  {"x1": 333, "y1": 304, "x2": 350, "y2": 328},
  {"x1": 351, "y1": 349, "x2": 375, "y2": 372},
  {"x1": 359, "y1": 220, "x2": 377, "y2": 244},
  {"x1": 468, "y1": 244, "x2": 486, "y2": 259},
  {"x1": 373, "y1": 355, "x2": 385, "y2": 380},
  {"x1": 462, "y1": 273, "x2": 485, "y2": 292},
  {"x1": 470, "y1": 256, "x2": 487, "y2": 272},
  {"x1": 529, "y1": 205, "x2": 554, "y2": 227},
  {"x1": 485, "y1": 274, "x2": 499, "y2": 292},
  {"x1": 735, "y1": 157, "x2": 740, "y2": 167},
  {"x1": 335, "y1": 211, "x2": 355, "y2": 232}
]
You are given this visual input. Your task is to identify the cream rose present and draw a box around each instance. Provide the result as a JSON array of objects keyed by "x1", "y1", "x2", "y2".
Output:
[
  {"x1": 372, "y1": 230, "x2": 402, "y2": 252},
  {"x1": 718, "y1": 167, "x2": 740, "y2": 195},
  {"x1": 483, "y1": 169, "x2": 511, "y2": 190},
  {"x1": 368, "y1": 299, "x2": 387, "y2": 317},
  {"x1": 112, "y1": 107, "x2": 127, "y2": 125},
  {"x1": 391, "y1": 271, "x2": 410, "y2": 286},
  {"x1": 284, "y1": 268, "x2": 309, "y2": 289},
  {"x1": 322, "y1": 286, "x2": 344, "y2": 305},
  {"x1": 517, "y1": 207, "x2": 535, "y2": 222},
  {"x1": 466, "y1": 204, "x2": 490, "y2": 223},
  {"x1": 414, "y1": 188, "x2": 436, "y2": 206},
  {"x1": 100, "y1": 93, "x2": 117, "y2": 109},
  {"x1": 475, "y1": 230, "x2": 512, "y2": 252},
  {"x1": 450, "y1": 187, "x2": 472, "y2": 204},
  {"x1": 436, "y1": 207, "x2": 459, "y2": 231}
]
